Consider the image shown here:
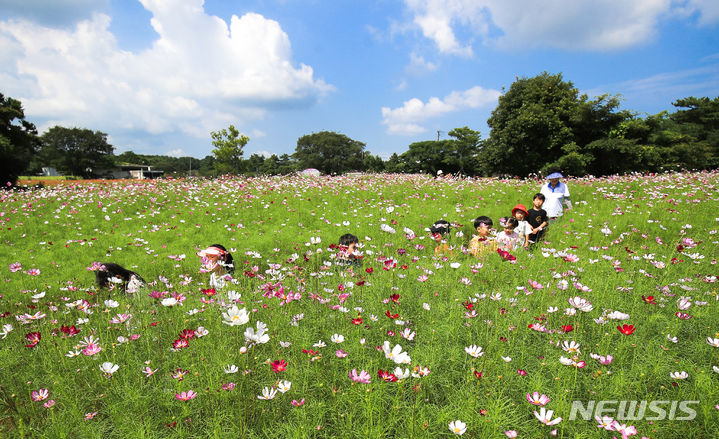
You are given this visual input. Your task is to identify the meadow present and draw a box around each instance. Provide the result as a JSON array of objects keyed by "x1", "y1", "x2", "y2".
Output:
[{"x1": 0, "y1": 172, "x2": 717, "y2": 438}]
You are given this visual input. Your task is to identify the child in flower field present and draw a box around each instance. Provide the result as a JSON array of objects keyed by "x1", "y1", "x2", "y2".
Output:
[
  {"x1": 511, "y1": 204, "x2": 532, "y2": 248},
  {"x1": 430, "y1": 220, "x2": 454, "y2": 257},
  {"x1": 527, "y1": 193, "x2": 548, "y2": 245},
  {"x1": 197, "y1": 244, "x2": 234, "y2": 288},
  {"x1": 496, "y1": 217, "x2": 523, "y2": 251},
  {"x1": 335, "y1": 233, "x2": 362, "y2": 267},
  {"x1": 469, "y1": 216, "x2": 497, "y2": 257}
]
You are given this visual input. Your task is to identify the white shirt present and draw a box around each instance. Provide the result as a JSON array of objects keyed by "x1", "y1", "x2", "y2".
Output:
[
  {"x1": 540, "y1": 181, "x2": 570, "y2": 218},
  {"x1": 515, "y1": 220, "x2": 532, "y2": 238}
]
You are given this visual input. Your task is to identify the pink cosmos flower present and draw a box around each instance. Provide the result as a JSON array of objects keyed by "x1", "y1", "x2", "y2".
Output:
[
  {"x1": 175, "y1": 390, "x2": 197, "y2": 401},
  {"x1": 43, "y1": 400, "x2": 55, "y2": 408},
  {"x1": 526, "y1": 392, "x2": 550, "y2": 406},
  {"x1": 27, "y1": 268, "x2": 41, "y2": 276},
  {"x1": 335, "y1": 349, "x2": 348, "y2": 358},
  {"x1": 31, "y1": 389, "x2": 49, "y2": 402},
  {"x1": 142, "y1": 367, "x2": 158, "y2": 377},
  {"x1": 82, "y1": 343, "x2": 102, "y2": 356},
  {"x1": 349, "y1": 369, "x2": 371, "y2": 384},
  {"x1": 222, "y1": 382, "x2": 236, "y2": 391},
  {"x1": 291, "y1": 398, "x2": 305, "y2": 407},
  {"x1": 9, "y1": 263, "x2": 22, "y2": 272},
  {"x1": 84, "y1": 412, "x2": 97, "y2": 420},
  {"x1": 528, "y1": 279, "x2": 544, "y2": 289}
]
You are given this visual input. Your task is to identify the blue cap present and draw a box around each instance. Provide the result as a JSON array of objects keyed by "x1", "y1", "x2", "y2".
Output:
[{"x1": 546, "y1": 172, "x2": 563, "y2": 179}]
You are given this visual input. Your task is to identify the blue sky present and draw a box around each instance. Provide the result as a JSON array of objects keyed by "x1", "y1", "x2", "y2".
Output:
[{"x1": 1, "y1": 0, "x2": 718, "y2": 160}]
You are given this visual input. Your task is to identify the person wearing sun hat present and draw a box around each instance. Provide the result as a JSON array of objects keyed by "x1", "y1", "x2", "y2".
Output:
[
  {"x1": 511, "y1": 204, "x2": 532, "y2": 247},
  {"x1": 197, "y1": 244, "x2": 234, "y2": 288},
  {"x1": 540, "y1": 170, "x2": 572, "y2": 221}
]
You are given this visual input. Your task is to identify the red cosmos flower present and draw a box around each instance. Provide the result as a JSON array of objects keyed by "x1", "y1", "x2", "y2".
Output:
[
  {"x1": 201, "y1": 288, "x2": 216, "y2": 296},
  {"x1": 271, "y1": 359, "x2": 287, "y2": 372},
  {"x1": 617, "y1": 324, "x2": 635, "y2": 335},
  {"x1": 173, "y1": 339, "x2": 189, "y2": 349},
  {"x1": 473, "y1": 370, "x2": 483, "y2": 379},
  {"x1": 150, "y1": 322, "x2": 159, "y2": 326},
  {"x1": 25, "y1": 331, "x2": 41, "y2": 348},
  {"x1": 642, "y1": 295, "x2": 657, "y2": 305},
  {"x1": 378, "y1": 369, "x2": 397, "y2": 382},
  {"x1": 355, "y1": 281, "x2": 366, "y2": 286},
  {"x1": 385, "y1": 310, "x2": 399, "y2": 319},
  {"x1": 178, "y1": 329, "x2": 196, "y2": 340},
  {"x1": 60, "y1": 325, "x2": 80, "y2": 336},
  {"x1": 338, "y1": 284, "x2": 345, "y2": 292},
  {"x1": 352, "y1": 317, "x2": 363, "y2": 325},
  {"x1": 244, "y1": 270, "x2": 256, "y2": 278},
  {"x1": 517, "y1": 370, "x2": 527, "y2": 376},
  {"x1": 389, "y1": 294, "x2": 400, "y2": 304},
  {"x1": 365, "y1": 268, "x2": 373, "y2": 274},
  {"x1": 463, "y1": 301, "x2": 474, "y2": 310},
  {"x1": 497, "y1": 249, "x2": 516, "y2": 261},
  {"x1": 561, "y1": 325, "x2": 574, "y2": 333},
  {"x1": 301, "y1": 349, "x2": 318, "y2": 355},
  {"x1": 386, "y1": 330, "x2": 395, "y2": 337},
  {"x1": 625, "y1": 247, "x2": 634, "y2": 253},
  {"x1": 676, "y1": 244, "x2": 684, "y2": 253}
]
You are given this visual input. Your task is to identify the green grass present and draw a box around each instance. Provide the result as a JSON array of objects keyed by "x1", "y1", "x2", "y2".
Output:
[{"x1": 0, "y1": 172, "x2": 717, "y2": 438}]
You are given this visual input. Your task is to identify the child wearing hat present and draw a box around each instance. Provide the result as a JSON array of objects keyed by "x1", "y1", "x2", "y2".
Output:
[
  {"x1": 511, "y1": 204, "x2": 532, "y2": 248},
  {"x1": 197, "y1": 244, "x2": 234, "y2": 289}
]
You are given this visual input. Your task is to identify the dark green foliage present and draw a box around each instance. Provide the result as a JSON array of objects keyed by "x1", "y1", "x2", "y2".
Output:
[
  {"x1": 0, "y1": 93, "x2": 39, "y2": 185},
  {"x1": 36, "y1": 126, "x2": 114, "y2": 178},
  {"x1": 293, "y1": 131, "x2": 366, "y2": 174}
]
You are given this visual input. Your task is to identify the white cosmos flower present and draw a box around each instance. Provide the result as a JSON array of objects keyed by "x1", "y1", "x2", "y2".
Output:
[
  {"x1": 276, "y1": 380, "x2": 292, "y2": 393},
  {"x1": 667, "y1": 334, "x2": 678, "y2": 343},
  {"x1": 330, "y1": 334, "x2": 345, "y2": 343},
  {"x1": 449, "y1": 420, "x2": 467, "y2": 435},
  {"x1": 222, "y1": 305, "x2": 250, "y2": 326},
  {"x1": 450, "y1": 262, "x2": 461, "y2": 269},
  {"x1": 257, "y1": 386, "x2": 278, "y2": 400},
  {"x1": 562, "y1": 341, "x2": 581, "y2": 354},
  {"x1": 161, "y1": 297, "x2": 178, "y2": 307},
  {"x1": 606, "y1": 311, "x2": 630, "y2": 320},
  {"x1": 464, "y1": 345, "x2": 485, "y2": 358},
  {"x1": 99, "y1": 362, "x2": 119, "y2": 376},
  {"x1": 394, "y1": 367, "x2": 410, "y2": 380},
  {"x1": 224, "y1": 364, "x2": 239, "y2": 374},
  {"x1": 670, "y1": 371, "x2": 689, "y2": 380},
  {"x1": 382, "y1": 341, "x2": 411, "y2": 364},
  {"x1": 713, "y1": 366, "x2": 719, "y2": 374},
  {"x1": 707, "y1": 337, "x2": 719, "y2": 347},
  {"x1": 501, "y1": 356, "x2": 512, "y2": 362}
]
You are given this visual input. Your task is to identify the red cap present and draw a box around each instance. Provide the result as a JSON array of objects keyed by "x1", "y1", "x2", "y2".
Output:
[{"x1": 512, "y1": 204, "x2": 528, "y2": 217}]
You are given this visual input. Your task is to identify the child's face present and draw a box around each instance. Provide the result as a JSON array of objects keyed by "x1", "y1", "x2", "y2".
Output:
[
  {"x1": 476, "y1": 224, "x2": 490, "y2": 237},
  {"x1": 503, "y1": 226, "x2": 516, "y2": 235},
  {"x1": 514, "y1": 211, "x2": 525, "y2": 221},
  {"x1": 346, "y1": 242, "x2": 357, "y2": 254},
  {"x1": 533, "y1": 198, "x2": 544, "y2": 209}
]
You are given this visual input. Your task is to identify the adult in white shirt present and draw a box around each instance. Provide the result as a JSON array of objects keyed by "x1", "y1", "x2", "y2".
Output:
[{"x1": 540, "y1": 172, "x2": 572, "y2": 220}]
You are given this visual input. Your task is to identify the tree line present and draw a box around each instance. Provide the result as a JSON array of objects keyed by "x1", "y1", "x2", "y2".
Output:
[{"x1": 2, "y1": 72, "x2": 717, "y2": 185}]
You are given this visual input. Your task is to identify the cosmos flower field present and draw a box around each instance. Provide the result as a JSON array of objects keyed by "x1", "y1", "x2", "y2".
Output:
[{"x1": 1, "y1": 172, "x2": 717, "y2": 438}]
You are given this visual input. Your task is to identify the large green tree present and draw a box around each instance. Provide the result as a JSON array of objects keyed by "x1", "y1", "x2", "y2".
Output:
[
  {"x1": 211, "y1": 125, "x2": 249, "y2": 175},
  {"x1": 670, "y1": 96, "x2": 719, "y2": 167},
  {"x1": 481, "y1": 72, "x2": 630, "y2": 176},
  {"x1": 293, "y1": 131, "x2": 365, "y2": 174},
  {"x1": 37, "y1": 126, "x2": 114, "y2": 178},
  {"x1": 446, "y1": 126, "x2": 481, "y2": 175},
  {"x1": 0, "y1": 93, "x2": 39, "y2": 185}
]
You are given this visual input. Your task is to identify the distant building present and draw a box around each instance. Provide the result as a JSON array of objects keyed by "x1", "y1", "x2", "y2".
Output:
[{"x1": 99, "y1": 164, "x2": 165, "y2": 179}]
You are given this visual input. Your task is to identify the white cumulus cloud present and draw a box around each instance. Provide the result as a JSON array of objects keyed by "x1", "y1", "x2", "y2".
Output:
[
  {"x1": 0, "y1": 0, "x2": 332, "y2": 144},
  {"x1": 403, "y1": 0, "x2": 719, "y2": 53},
  {"x1": 381, "y1": 85, "x2": 501, "y2": 135}
]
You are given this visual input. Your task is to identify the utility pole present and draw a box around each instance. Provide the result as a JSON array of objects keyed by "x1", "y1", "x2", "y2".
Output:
[{"x1": 189, "y1": 157, "x2": 192, "y2": 176}]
